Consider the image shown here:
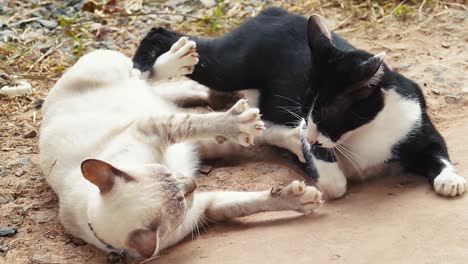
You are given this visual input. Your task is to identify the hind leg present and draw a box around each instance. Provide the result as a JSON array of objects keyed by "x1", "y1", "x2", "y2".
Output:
[
  {"x1": 58, "y1": 50, "x2": 137, "y2": 92},
  {"x1": 197, "y1": 180, "x2": 323, "y2": 221}
]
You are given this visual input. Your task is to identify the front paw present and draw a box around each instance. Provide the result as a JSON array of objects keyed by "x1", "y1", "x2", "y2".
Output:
[
  {"x1": 434, "y1": 170, "x2": 466, "y2": 197},
  {"x1": 287, "y1": 127, "x2": 306, "y2": 163},
  {"x1": 226, "y1": 99, "x2": 265, "y2": 146},
  {"x1": 153, "y1": 37, "x2": 199, "y2": 80},
  {"x1": 271, "y1": 180, "x2": 323, "y2": 214}
]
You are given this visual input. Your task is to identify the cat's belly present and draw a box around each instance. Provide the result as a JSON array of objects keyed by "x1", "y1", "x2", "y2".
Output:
[{"x1": 164, "y1": 142, "x2": 199, "y2": 177}]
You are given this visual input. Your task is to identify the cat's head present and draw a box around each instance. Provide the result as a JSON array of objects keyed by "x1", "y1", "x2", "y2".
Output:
[
  {"x1": 81, "y1": 159, "x2": 197, "y2": 258},
  {"x1": 301, "y1": 15, "x2": 386, "y2": 148}
]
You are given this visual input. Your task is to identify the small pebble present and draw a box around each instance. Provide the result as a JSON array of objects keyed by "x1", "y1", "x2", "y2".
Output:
[
  {"x1": 38, "y1": 19, "x2": 58, "y2": 29},
  {"x1": 431, "y1": 89, "x2": 441, "y2": 95},
  {"x1": 0, "y1": 226, "x2": 17, "y2": 237},
  {"x1": 19, "y1": 156, "x2": 31, "y2": 166},
  {"x1": 200, "y1": 0, "x2": 216, "y2": 7},
  {"x1": 36, "y1": 43, "x2": 53, "y2": 53},
  {"x1": 106, "y1": 252, "x2": 125, "y2": 264},
  {"x1": 199, "y1": 165, "x2": 212, "y2": 174},
  {"x1": 0, "y1": 244, "x2": 9, "y2": 253},
  {"x1": 67, "y1": 0, "x2": 84, "y2": 7},
  {"x1": 15, "y1": 169, "x2": 25, "y2": 177},
  {"x1": 445, "y1": 94, "x2": 461, "y2": 104},
  {"x1": 0, "y1": 195, "x2": 13, "y2": 204},
  {"x1": 441, "y1": 41, "x2": 450, "y2": 49},
  {"x1": 0, "y1": 169, "x2": 11, "y2": 177},
  {"x1": 23, "y1": 130, "x2": 37, "y2": 139}
]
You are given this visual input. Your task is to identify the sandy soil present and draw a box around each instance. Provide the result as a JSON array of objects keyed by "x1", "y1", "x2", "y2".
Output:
[{"x1": 1, "y1": 4, "x2": 467, "y2": 264}]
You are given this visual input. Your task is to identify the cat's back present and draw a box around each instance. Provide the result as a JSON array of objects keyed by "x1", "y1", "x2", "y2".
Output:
[{"x1": 236, "y1": 7, "x2": 308, "y2": 47}]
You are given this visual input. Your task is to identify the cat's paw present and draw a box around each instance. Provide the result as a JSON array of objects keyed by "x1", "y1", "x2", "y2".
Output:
[
  {"x1": 271, "y1": 180, "x2": 323, "y2": 214},
  {"x1": 153, "y1": 37, "x2": 199, "y2": 80},
  {"x1": 434, "y1": 170, "x2": 466, "y2": 197},
  {"x1": 313, "y1": 159, "x2": 347, "y2": 200},
  {"x1": 226, "y1": 99, "x2": 265, "y2": 146}
]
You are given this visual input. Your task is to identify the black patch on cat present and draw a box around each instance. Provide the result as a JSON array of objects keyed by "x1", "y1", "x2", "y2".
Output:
[{"x1": 133, "y1": 7, "x2": 454, "y2": 188}]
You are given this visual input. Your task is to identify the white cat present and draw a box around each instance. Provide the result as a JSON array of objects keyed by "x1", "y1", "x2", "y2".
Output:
[{"x1": 39, "y1": 37, "x2": 323, "y2": 259}]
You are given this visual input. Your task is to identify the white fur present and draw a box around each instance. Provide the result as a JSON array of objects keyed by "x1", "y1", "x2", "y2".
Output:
[
  {"x1": 40, "y1": 39, "x2": 323, "y2": 259},
  {"x1": 434, "y1": 159, "x2": 467, "y2": 197},
  {"x1": 337, "y1": 89, "x2": 421, "y2": 170},
  {"x1": 314, "y1": 159, "x2": 347, "y2": 199}
]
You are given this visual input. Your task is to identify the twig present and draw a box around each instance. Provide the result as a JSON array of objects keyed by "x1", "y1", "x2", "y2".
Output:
[
  {"x1": 77, "y1": 11, "x2": 209, "y2": 24},
  {"x1": 418, "y1": 0, "x2": 428, "y2": 21},
  {"x1": 8, "y1": 17, "x2": 41, "y2": 27},
  {"x1": 332, "y1": 15, "x2": 353, "y2": 31},
  {"x1": 47, "y1": 160, "x2": 57, "y2": 178},
  {"x1": 439, "y1": 1, "x2": 467, "y2": 10},
  {"x1": 26, "y1": 41, "x2": 68, "y2": 73},
  {"x1": 139, "y1": 255, "x2": 160, "y2": 264},
  {"x1": 7, "y1": 73, "x2": 48, "y2": 80}
]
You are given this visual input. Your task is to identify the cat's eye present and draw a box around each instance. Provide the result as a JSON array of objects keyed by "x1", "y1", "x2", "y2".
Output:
[
  {"x1": 184, "y1": 188, "x2": 195, "y2": 197},
  {"x1": 320, "y1": 108, "x2": 328, "y2": 118}
]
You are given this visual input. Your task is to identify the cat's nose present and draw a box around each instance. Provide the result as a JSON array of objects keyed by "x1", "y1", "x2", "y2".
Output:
[{"x1": 306, "y1": 131, "x2": 318, "y2": 145}]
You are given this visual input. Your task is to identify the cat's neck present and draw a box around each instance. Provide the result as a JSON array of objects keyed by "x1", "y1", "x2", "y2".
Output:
[{"x1": 340, "y1": 88, "x2": 422, "y2": 168}]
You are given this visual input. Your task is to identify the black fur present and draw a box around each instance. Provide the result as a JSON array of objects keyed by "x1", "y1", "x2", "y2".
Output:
[
  {"x1": 133, "y1": 7, "x2": 454, "y2": 190},
  {"x1": 134, "y1": 8, "x2": 352, "y2": 125}
]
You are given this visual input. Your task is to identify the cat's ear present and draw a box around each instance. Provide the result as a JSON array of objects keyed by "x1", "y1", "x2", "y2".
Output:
[
  {"x1": 81, "y1": 159, "x2": 134, "y2": 194},
  {"x1": 354, "y1": 52, "x2": 386, "y2": 84},
  {"x1": 307, "y1": 14, "x2": 333, "y2": 50},
  {"x1": 127, "y1": 229, "x2": 157, "y2": 258}
]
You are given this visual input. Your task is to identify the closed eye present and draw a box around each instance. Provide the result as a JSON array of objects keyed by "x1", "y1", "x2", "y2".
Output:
[{"x1": 185, "y1": 189, "x2": 195, "y2": 196}]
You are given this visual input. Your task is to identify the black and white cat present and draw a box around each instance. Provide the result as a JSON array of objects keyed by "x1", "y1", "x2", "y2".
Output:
[{"x1": 132, "y1": 7, "x2": 466, "y2": 199}]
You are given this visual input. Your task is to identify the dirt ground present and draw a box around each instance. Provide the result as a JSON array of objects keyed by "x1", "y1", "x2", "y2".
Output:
[{"x1": 1, "y1": 1, "x2": 467, "y2": 264}]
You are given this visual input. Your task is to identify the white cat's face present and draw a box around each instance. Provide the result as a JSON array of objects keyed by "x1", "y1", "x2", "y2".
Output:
[{"x1": 82, "y1": 160, "x2": 197, "y2": 258}]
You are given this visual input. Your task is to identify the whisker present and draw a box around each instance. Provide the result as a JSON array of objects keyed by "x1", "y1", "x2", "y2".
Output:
[
  {"x1": 181, "y1": 126, "x2": 193, "y2": 142},
  {"x1": 331, "y1": 148, "x2": 345, "y2": 172},
  {"x1": 309, "y1": 93, "x2": 320, "y2": 116},
  {"x1": 277, "y1": 106, "x2": 302, "y2": 121},
  {"x1": 201, "y1": 213, "x2": 216, "y2": 224},
  {"x1": 338, "y1": 144, "x2": 365, "y2": 163},
  {"x1": 195, "y1": 220, "x2": 200, "y2": 237},
  {"x1": 273, "y1": 94, "x2": 302, "y2": 106},
  {"x1": 199, "y1": 217, "x2": 208, "y2": 233},
  {"x1": 335, "y1": 145, "x2": 362, "y2": 174}
]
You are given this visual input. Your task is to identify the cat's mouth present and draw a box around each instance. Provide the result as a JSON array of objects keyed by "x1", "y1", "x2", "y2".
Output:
[{"x1": 299, "y1": 119, "x2": 336, "y2": 149}]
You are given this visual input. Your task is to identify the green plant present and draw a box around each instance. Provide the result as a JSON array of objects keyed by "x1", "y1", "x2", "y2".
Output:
[
  {"x1": 57, "y1": 14, "x2": 84, "y2": 58},
  {"x1": 210, "y1": 0, "x2": 224, "y2": 32},
  {"x1": 392, "y1": 2, "x2": 414, "y2": 16}
]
